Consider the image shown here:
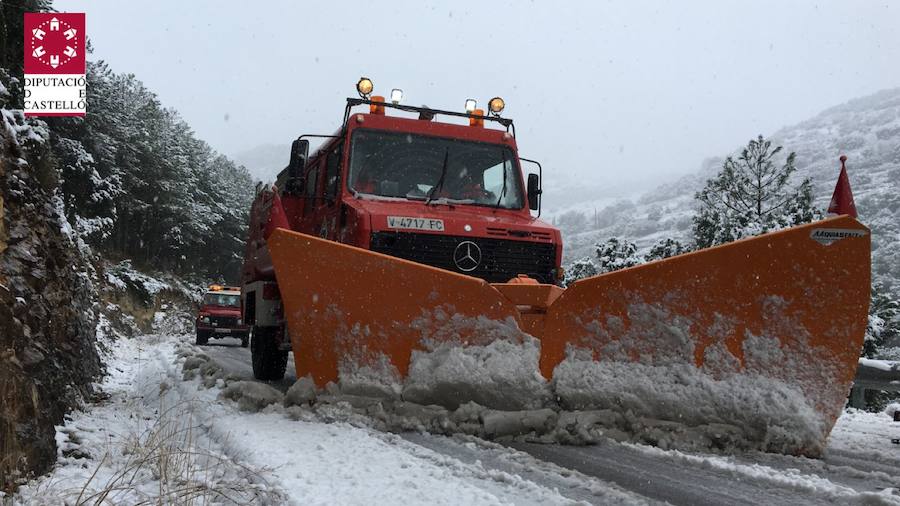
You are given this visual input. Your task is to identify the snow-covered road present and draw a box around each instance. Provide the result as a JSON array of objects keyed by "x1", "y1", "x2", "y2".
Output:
[
  {"x1": 11, "y1": 335, "x2": 900, "y2": 505},
  {"x1": 200, "y1": 337, "x2": 900, "y2": 505}
]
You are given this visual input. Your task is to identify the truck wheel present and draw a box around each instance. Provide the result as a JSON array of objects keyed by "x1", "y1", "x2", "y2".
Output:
[
  {"x1": 195, "y1": 330, "x2": 209, "y2": 346},
  {"x1": 251, "y1": 326, "x2": 287, "y2": 381}
]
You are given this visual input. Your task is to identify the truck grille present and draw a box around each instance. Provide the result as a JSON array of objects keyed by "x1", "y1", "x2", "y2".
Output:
[
  {"x1": 370, "y1": 232, "x2": 557, "y2": 284},
  {"x1": 210, "y1": 316, "x2": 238, "y2": 327}
]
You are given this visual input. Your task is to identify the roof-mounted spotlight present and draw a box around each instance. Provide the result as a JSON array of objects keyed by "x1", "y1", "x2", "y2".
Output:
[
  {"x1": 357, "y1": 77, "x2": 374, "y2": 98},
  {"x1": 390, "y1": 88, "x2": 403, "y2": 104},
  {"x1": 488, "y1": 97, "x2": 505, "y2": 116},
  {"x1": 464, "y1": 99, "x2": 477, "y2": 113}
]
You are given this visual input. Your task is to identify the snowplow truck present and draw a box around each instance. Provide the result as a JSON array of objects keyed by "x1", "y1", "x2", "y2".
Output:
[{"x1": 242, "y1": 81, "x2": 870, "y2": 456}]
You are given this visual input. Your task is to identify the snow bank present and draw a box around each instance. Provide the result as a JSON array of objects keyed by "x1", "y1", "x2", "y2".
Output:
[
  {"x1": 284, "y1": 375, "x2": 317, "y2": 407},
  {"x1": 220, "y1": 381, "x2": 284, "y2": 412},
  {"x1": 323, "y1": 297, "x2": 846, "y2": 456},
  {"x1": 170, "y1": 339, "x2": 592, "y2": 504},
  {"x1": 404, "y1": 334, "x2": 551, "y2": 411},
  {"x1": 860, "y1": 357, "x2": 900, "y2": 372},
  {"x1": 403, "y1": 308, "x2": 550, "y2": 410},
  {"x1": 12, "y1": 337, "x2": 286, "y2": 504},
  {"x1": 553, "y1": 357, "x2": 824, "y2": 454},
  {"x1": 338, "y1": 351, "x2": 403, "y2": 399},
  {"x1": 333, "y1": 306, "x2": 552, "y2": 411}
]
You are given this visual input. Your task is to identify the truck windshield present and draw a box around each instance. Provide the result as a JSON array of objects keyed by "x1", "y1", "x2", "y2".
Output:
[
  {"x1": 203, "y1": 293, "x2": 240, "y2": 307},
  {"x1": 348, "y1": 130, "x2": 524, "y2": 209}
]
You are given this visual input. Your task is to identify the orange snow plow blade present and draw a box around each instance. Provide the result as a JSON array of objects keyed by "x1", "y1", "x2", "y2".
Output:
[
  {"x1": 269, "y1": 215, "x2": 869, "y2": 455},
  {"x1": 267, "y1": 229, "x2": 523, "y2": 386},
  {"x1": 542, "y1": 215, "x2": 870, "y2": 450}
]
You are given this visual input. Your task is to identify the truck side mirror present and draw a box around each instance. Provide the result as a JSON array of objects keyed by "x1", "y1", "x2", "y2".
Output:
[
  {"x1": 527, "y1": 173, "x2": 541, "y2": 211},
  {"x1": 288, "y1": 139, "x2": 309, "y2": 177}
]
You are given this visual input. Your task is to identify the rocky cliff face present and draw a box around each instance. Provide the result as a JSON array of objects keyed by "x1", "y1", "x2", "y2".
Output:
[{"x1": 0, "y1": 107, "x2": 101, "y2": 492}]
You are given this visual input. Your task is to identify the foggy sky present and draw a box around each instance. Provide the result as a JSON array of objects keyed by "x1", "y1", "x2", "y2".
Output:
[{"x1": 55, "y1": 0, "x2": 900, "y2": 194}]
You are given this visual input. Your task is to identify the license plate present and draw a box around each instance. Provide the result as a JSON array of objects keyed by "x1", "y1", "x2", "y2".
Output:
[
  {"x1": 214, "y1": 328, "x2": 231, "y2": 334},
  {"x1": 387, "y1": 216, "x2": 444, "y2": 231}
]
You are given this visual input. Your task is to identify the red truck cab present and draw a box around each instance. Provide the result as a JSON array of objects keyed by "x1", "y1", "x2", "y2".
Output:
[
  {"x1": 195, "y1": 285, "x2": 250, "y2": 347},
  {"x1": 240, "y1": 84, "x2": 563, "y2": 380}
]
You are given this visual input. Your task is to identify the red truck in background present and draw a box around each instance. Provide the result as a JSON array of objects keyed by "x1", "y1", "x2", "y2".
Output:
[
  {"x1": 195, "y1": 285, "x2": 250, "y2": 347},
  {"x1": 240, "y1": 79, "x2": 563, "y2": 380}
]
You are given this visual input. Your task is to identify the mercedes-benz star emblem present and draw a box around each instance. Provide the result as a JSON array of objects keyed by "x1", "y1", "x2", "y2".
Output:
[{"x1": 453, "y1": 241, "x2": 482, "y2": 272}]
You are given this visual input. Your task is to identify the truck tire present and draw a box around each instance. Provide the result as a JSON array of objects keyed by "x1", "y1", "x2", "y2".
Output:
[
  {"x1": 251, "y1": 326, "x2": 287, "y2": 381},
  {"x1": 195, "y1": 330, "x2": 209, "y2": 346}
]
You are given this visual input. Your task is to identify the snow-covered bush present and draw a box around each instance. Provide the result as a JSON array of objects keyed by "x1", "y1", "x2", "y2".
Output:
[
  {"x1": 563, "y1": 257, "x2": 599, "y2": 286},
  {"x1": 645, "y1": 237, "x2": 688, "y2": 262},
  {"x1": 595, "y1": 237, "x2": 641, "y2": 273}
]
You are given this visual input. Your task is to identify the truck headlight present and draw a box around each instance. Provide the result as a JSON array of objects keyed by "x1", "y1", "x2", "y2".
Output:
[
  {"x1": 201, "y1": 316, "x2": 210, "y2": 324},
  {"x1": 237, "y1": 318, "x2": 242, "y2": 325},
  {"x1": 357, "y1": 77, "x2": 373, "y2": 98},
  {"x1": 488, "y1": 97, "x2": 505, "y2": 115}
]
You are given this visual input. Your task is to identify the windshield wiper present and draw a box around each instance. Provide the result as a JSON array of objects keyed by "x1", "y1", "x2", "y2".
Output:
[
  {"x1": 496, "y1": 150, "x2": 509, "y2": 207},
  {"x1": 425, "y1": 149, "x2": 450, "y2": 205}
]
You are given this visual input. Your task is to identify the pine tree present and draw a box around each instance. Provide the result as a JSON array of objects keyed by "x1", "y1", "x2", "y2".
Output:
[
  {"x1": 863, "y1": 281, "x2": 900, "y2": 358},
  {"x1": 693, "y1": 135, "x2": 822, "y2": 248},
  {"x1": 32, "y1": 61, "x2": 256, "y2": 281}
]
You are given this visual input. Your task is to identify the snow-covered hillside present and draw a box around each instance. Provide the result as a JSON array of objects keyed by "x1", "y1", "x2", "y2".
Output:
[
  {"x1": 232, "y1": 142, "x2": 289, "y2": 184},
  {"x1": 552, "y1": 88, "x2": 900, "y2": 293}
]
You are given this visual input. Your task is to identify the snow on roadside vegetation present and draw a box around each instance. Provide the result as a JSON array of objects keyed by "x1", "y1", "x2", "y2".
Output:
[
  {"x1": 100, "y1": 260, "x2": 200, "y2": 338},
  {"x1": 12, "y1": 335, "x2": 286, "y2": 504}
]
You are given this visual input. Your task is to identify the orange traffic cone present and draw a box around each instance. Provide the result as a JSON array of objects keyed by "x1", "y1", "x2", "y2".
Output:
[{"x1": 827, "y1": 155, "x2": 858, "y2": 218}]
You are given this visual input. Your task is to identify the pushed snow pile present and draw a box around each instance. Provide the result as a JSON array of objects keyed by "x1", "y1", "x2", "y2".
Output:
[
  {"x1": 886, "y1": 402, "x2": 900, "y2": 419},
  {"x1": 284, "y1": 375, "x2": 317, "y2": 407},
  {"x1": 338, "y1": 352, "x2": 403, "y2": 399},
  {"x1": 339, "y1": 309, "x2": 552, "y2": 411},
  {"x1": 321, "y1": 299, "x2": 847, "y2": 456},
  {"x1": 181, "y1": 351, "x2": 231, "y2": 388},
  {"x1": 553, "y1": 357, "x2": 824, "y2": 455},
  {"x1": 221, "y1": 381, "x2": 284, "y2": 412},
  {"x1": 404, "y1": 335, "x2": 551, "y2": 410}
]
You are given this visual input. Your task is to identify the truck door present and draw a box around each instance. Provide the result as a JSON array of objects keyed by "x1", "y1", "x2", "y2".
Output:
[{"x1": 317, "y1": 141, "x2": 344, "y2": 241}]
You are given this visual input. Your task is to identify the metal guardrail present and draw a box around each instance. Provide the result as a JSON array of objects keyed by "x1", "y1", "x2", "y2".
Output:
[{"x1": 849, "y1": 358, "x2": 900, "y2": 408}]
